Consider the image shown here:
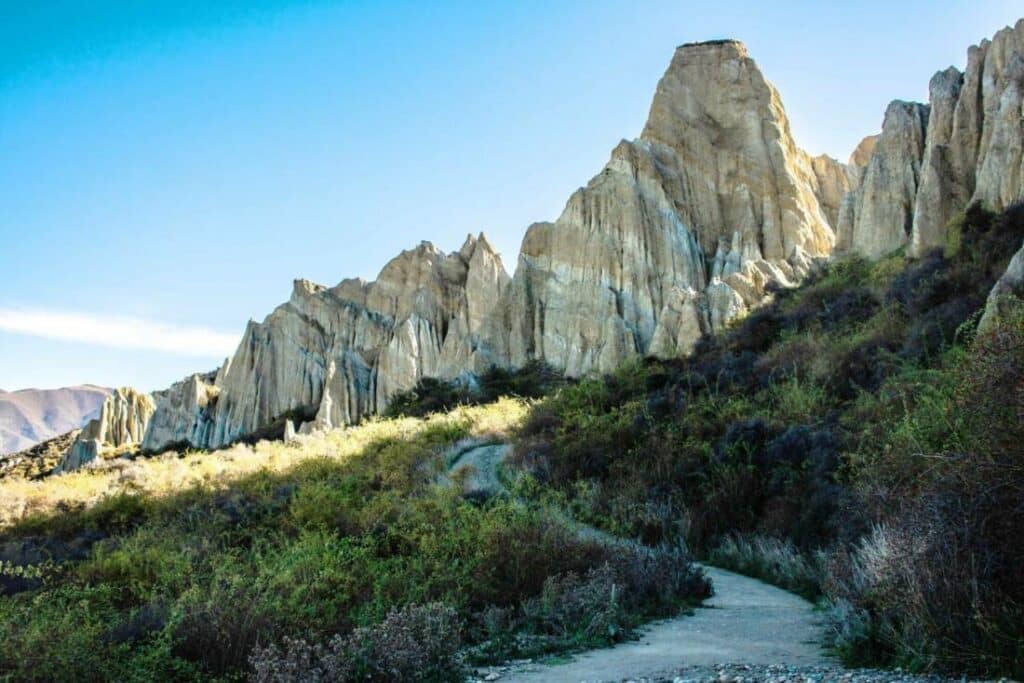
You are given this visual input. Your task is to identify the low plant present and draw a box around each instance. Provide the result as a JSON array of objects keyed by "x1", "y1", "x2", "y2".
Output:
[{"x1": 249, "y1": 602, "x2": 462, "y2": 682}]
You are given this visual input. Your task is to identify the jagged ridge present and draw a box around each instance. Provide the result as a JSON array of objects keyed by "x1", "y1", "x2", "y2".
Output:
[{"x1": 56, "y1": 21, "x2": 1024, "y2": 469}]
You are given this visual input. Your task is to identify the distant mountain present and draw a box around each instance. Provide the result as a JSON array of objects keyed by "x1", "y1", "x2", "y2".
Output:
[{"x1": 0, "y1": 386, "x2": 112, "y2": 454}]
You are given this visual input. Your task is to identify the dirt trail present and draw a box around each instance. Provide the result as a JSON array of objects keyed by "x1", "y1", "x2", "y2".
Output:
[{"x1": 447, "y1": 443, "x2": 829, "y2": 682}]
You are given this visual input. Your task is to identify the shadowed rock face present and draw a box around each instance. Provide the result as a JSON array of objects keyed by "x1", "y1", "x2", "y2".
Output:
[
  {"x1": 837, "y1": 101, "x2": 930, "y2": 259},
  {"x1": 56, "y1": 23, "x2": 1024, "y2": 466},
  {"x1": 980, "y1": 238, "x2": 1024, "y2": 333}
]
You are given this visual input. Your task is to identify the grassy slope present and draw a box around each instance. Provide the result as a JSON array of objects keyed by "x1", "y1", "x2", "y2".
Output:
[{"x1": 0, "y1": 399, "x2": 708, "y2": 682}]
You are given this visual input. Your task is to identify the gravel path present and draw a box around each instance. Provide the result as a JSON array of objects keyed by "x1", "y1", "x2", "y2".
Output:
[
  {"x1": 476, "y1": 662, "x2": 994, "y2": 682},
  {"x1": 452, "y1": 444, "x2": 991, "y2": 683},
  {"x1": 490, "y1": 564, "x2": 826, "y2": 683}
]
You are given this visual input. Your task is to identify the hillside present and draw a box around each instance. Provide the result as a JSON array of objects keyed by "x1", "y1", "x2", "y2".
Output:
[
  {"x1": 0, "y1": 385, "x2": 111, "y2": 455},
  {"x1": 2, "y1": 16, "x2": 1024, "y2": 683},
  {"x1": 0, "y1": 399, "x2": 712, "y2": 681},
  {"x1": 0, "y1": 201, "x2": 1019, "y2": 680}
]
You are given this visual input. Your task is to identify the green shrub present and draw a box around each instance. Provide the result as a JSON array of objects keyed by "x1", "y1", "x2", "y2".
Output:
[
  {"x1": 385, "y1": 361, "x2": 565, "y2": 418},
  {"x1": 828, "y1": 304, "x2": 1024, "y2": 676},
  {"x1": 507, "y1": 203, "x2": 1024, "y2": 677}
]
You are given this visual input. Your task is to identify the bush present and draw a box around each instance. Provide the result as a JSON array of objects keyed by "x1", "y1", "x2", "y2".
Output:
[
  {"x1": 829, "y1": 306, "x2": 1024, "y2": 676},
  {"x1": 506, "y1": 204, "x2": 1024, "y2": 678},
  {"x1": 709, "y1": 533, "x2": 824, "y2": 601},
  {"x1": 250, "y1": 603, "x2": 463, "y2": 682},
  {"x1": 385, "y1": 362, "x2": 565, "y2": 418},
  {"x1": 521, "y1": 565, "x2": 626, "y2": 644}
]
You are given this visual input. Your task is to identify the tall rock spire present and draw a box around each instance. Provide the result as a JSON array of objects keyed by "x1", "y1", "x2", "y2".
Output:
[
  {"x1": 911, "y1": 19, "x2": 1024, "y2": 254},
  {"x1": 505, "y1": 39, "x2": 838, "y2": 375},
  {"x1": 836, "y1": 100, "x2": 930, "y2": 259}
]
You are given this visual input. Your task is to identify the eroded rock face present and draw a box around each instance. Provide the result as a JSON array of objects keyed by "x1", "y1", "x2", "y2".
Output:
[
  {"x1": 142, "y1": 372, "x2": 220, "y2": 451},
  {"x1": 57, "y1": 388, "x2": 155, "y2": 472},
  {"x1": 810, "y1": 154, "x2": 856, "y2": 230},
  {"x1": 912, "y1": 19, "x2": 1024, "y2": 254},
  {"x1": 119, "y1": 39, "x2": 848, "y2": 451},
  {"x1": 505, "y1": 40, "x2": 836, "y2": 375},
  {"x1": 979, "y1": 239, "x2": 1024, "y2": 333},
  {"x1": 92, "y1": 26, "x2": 1024, "y2": 456},
  {"x1": 849, "y1": 135, "x2": 880, "y2": 170},
  {"x1": 143, "y1": 235, "x2": 509, "y2": 451},
  {"x1": 837, "y1": 101, "x2": 930, "y2": 258}
]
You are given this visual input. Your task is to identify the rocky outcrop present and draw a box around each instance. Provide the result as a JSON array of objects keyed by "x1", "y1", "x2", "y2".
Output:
[
  {"x1": 58, "y1": 438, "x2": 100, "y2": 474},
  {"x1": 504, "y1": 40, "x2": 836, "y2": 375},
  {"x1": 142, "y1": 372, "x2": 220, "y2": 451},
  {"x1": 837, "y1": 101, "x2": 930, "y2": 258},
  {"x1": 56, "y1": 388, "x2": 155, "y2": 472},
  {"x1": 143, "y1": 235, "x2": 509, "y2": 451},
  {"x1": 910, "y1": 67, "x2": 970, "y2": 254},
  {"x1": 912, "y1": 20, "x2": 1024, "y2": 254},
  {"x1": 979, "y1": 239, "x2": 1024, "y2": 333},
  {"x1": 833, "y1": 20, "x2": 1024, "y2": 259},
  {"x1": 810, "y1": 154, "x2": 856, "y2": 229},
  {"x1": 849, "y1": 135, "x2": 880, "y2": 170},
  {"x1": 125, "y1": 39, "x2": 850, "y2": 451}
]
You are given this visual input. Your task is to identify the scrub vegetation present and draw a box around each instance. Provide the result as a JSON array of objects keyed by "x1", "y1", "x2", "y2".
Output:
[
  {"x1": 1, "y1": 203, "x2": 1021, "y2": 680},
  {"x1": 0, "y1": 400, "x2": 708, "y2": 682},
  {"x1": 508, "y1": 202, "x2": 1024, "y2": 677}
]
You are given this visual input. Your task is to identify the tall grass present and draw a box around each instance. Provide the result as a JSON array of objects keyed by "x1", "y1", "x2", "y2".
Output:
[{"x1": 708, "y1": 533, "x2": 824, "y2": 601}]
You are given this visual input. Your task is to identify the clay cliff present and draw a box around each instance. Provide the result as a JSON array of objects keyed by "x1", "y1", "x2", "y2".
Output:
[
  {"x1": 504, "y1": 40, "x2": 842, "y2": 373},
  {"x1": 125, "y1": 39, "x2": 847, "y2": 454},
  {"x1": 57, "y1": 388, "x2": 155, "y2": 472},
  {"x1": 837, "y1": 101, "x2": 930, "y2": 258},
  {"x1": 51, "y1": 22, "x2": 1024, "y2": 469},
  {"x1": 139, "y1": 235, "x2": 510, "y2": 451},
  {"x1": 842, "y1": 19, "x2": 1024, "y2": 258}
]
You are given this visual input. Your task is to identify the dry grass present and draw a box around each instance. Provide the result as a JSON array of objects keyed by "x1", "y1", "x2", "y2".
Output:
[
  {"x1": 0, "y1": 397, "x2": 528, "y2": 528},
  {"x1": 708, "y1": 533, "x2": 826, "y2": 600}
]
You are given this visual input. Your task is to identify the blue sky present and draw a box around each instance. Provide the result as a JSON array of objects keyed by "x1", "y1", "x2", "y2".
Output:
[{"x1": 1, "y1": 1, "x2": 1021, "y2": 391}]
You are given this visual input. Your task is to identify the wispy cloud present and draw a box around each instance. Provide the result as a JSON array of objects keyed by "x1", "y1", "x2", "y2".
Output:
[{"x1": 0, "y1": 308, "x2": 238, "y2": 357}]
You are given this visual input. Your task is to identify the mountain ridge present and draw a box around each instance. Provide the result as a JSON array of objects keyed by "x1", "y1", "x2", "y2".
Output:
[
  {"x1": 42, "y1": 20, "x2": 1024, "y2": 472},
  {"x1": 0, "y1": 385, "x2": 112, "y2": 455}
]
